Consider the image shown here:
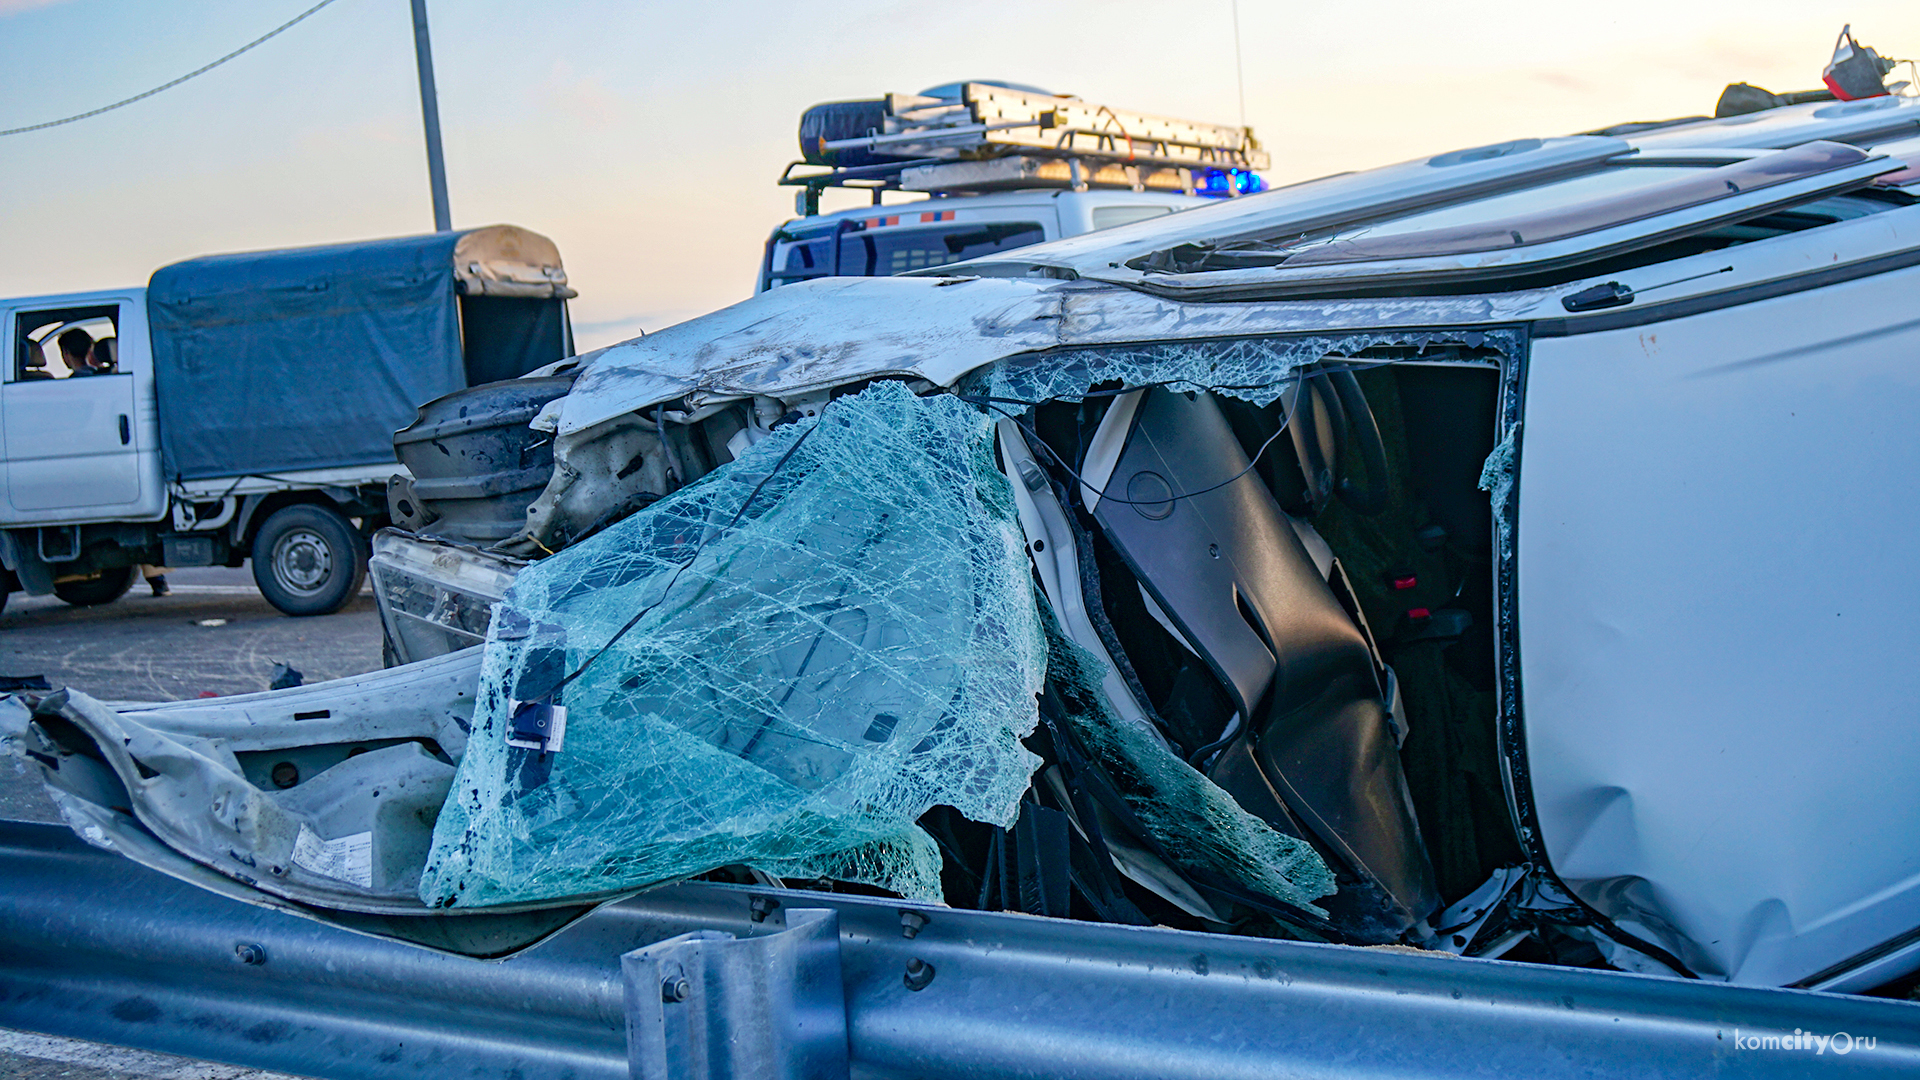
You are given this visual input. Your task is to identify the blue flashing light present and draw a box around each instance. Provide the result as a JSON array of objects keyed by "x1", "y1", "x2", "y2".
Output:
[{"x1": 1196, "y1": 168, "x2": 1266, "y2": 198}]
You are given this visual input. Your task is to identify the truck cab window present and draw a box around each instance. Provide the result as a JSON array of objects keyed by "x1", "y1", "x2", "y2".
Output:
[
  {"x1": 773, "y1": 221, "x2": 1046, "y2": 285},
  {"x1": 16, "y1": 306, "x2": 120, "y2": 381}
]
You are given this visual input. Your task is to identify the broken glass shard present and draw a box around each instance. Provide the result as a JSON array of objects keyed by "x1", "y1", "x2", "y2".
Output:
[{"x1": 421, "y1": 381, "x2": 1046, "y2": 907}]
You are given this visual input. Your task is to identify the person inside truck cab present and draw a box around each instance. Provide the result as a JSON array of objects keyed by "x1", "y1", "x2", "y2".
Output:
[
  {"x1": 58, "y1": 329, "x2": 98, "y2": 376},
  {"x1": 90, "y1": 337, "x2": 116, "y2": 373}
]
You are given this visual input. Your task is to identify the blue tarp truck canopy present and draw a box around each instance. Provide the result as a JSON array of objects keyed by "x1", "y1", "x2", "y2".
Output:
[{"x1": 147, "y1": 226, "x2": 570, "y2": 482}]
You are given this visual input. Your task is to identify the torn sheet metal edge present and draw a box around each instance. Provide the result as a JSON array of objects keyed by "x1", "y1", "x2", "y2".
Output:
[
  {"x1": 1431, "y1": 865, "x2": 1530, "y2": 955},
  {"x1": 9, "y1": 819, "x2": 1920, "y2": 1080},
  {"x1": 565, "y1": 189, "x2": 1920, "y2": 439},
  {"x1": 6, "y1": 683, "x2": 429, "y2": 910},
  {"x1": 557, "y1": 275, "x2": 1062, "y2": 435},
  {"x1": 2, "y1": 741, "x2": 599, "y2": 959},
  {"x1": 0, "y1": 650, "x2": 616, "y2": 925},
  {"x1": 557, "y1": 267, "x2": 1542, "y2": 439}
]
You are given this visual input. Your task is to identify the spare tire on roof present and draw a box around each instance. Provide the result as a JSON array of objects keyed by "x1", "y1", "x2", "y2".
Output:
[{"x1": 798, "y1": 100, "x2": 894, "y2": 167}]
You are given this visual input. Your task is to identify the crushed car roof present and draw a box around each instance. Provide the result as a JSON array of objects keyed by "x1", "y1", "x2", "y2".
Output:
[{"x1": 557, "y1": 111, "x2": 1919, "y2": 437}]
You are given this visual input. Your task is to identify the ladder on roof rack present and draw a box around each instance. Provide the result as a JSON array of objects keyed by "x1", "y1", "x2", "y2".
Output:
[{"x1": 782, "y1": 83, "x2": 1270, "y2": 213}]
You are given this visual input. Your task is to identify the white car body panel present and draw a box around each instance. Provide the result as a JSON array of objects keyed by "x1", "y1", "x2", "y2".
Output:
[
  {"x1": 1628, "y1": 94, "x2": 1920, "y2": 153},
  {"x1": 1520, "y1": 260, "x2": 1920, "y2": 986},
  {"x1": 554, "y1": 173, "x2": 1920, "y2": 986}
]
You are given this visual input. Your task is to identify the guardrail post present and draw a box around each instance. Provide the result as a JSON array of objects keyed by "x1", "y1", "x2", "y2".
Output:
[{"x1": 622, "y1": 907, "x2": 849, "y2": 1080}]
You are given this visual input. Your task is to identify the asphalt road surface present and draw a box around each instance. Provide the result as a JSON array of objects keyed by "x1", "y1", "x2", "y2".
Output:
[{"x1": 0, "y1": 567, "x2": 383, "y2": 825}]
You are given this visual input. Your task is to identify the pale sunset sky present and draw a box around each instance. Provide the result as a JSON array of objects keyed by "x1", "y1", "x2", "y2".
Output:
[{"x1": 2, "y1": 0, "x2": 1916, "y2": 349}]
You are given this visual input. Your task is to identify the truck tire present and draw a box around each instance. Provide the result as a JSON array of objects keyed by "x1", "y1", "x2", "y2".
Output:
[
  {"x1": 251, "y1": 504, "x2": 367, "y2": 617},
  {"x1": 53, "y1": 565, "x2": 136, "y2": 607}
]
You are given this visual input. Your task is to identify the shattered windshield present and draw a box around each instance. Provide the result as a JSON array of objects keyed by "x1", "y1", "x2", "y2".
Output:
[{"x1": 423, "y1": 382, "x2": 1051, "y2": 905}]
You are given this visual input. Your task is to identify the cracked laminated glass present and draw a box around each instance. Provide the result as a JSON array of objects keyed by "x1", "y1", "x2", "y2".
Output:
[
  {"x1": 1042, "y1": 621, "x2": 1335, "y2": 914},
  {"x1": 422, "y1": 382, "x2": 1047, "y2": 907},
  {"x1": 978, "y1": 329, "x2": 1523, "y2": 407},
  {"x1": 423, "y1": 330, "x2": 1515, "y2": 913}
]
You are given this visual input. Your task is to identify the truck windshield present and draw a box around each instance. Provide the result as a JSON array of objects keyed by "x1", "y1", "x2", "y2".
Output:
[{"x1": 772, "y1": 221, "x2": 1044, "y2": 286}]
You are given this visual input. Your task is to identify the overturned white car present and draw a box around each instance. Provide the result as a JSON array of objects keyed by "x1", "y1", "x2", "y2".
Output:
[{"x1": 11, "y1": 94, "x2": 1920, "y2": 997}]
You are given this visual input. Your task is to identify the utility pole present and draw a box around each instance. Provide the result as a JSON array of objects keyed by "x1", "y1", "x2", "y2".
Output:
[{"x1": 410, "y1": 0, "x2": 452, "y2": 232}]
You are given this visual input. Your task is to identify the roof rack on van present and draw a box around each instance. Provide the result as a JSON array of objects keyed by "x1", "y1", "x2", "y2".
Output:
[{"x1": 782, "y1": 82, "x2": 1269, "y2": 214}]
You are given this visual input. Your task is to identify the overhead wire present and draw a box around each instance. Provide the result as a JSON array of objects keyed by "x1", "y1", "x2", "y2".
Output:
[{"x1": 0, "y1": 0, "x2": 342, "y2": 138}]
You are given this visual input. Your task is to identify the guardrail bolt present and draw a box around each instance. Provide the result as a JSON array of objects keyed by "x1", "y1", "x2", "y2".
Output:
[
  {"x1": 749, "y1": 895, "x2": 778, "y2": 923},
  {"x1": 903, "y1": 957, "x2": 936, "y2": 991},
  {"x1": 900, "y1": 911, "x2": 929, "y2": 939},
  {"x1": 661, "y1": 975, "x2": 691, "y2": 1003},
  {"x1": 233, "y1": 943, "x2": 268, "y2": 966}
]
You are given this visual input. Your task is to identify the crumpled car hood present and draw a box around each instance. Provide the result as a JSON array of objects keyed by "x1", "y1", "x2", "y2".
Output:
[
  {"x1": 554, "y1": 274, "x2": 1558, "y2": 437},
  {"x1": 555, "y1": 275, "x2": 1061, "y2": 435}
]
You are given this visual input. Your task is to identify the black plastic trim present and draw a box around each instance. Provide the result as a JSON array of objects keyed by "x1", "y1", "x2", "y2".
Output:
[{"x1": 1533, "y1": 243, "x2": 1920, "y2": 336}]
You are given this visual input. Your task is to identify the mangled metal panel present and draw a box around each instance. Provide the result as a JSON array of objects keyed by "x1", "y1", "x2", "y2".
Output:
[
  {"x1": 554, "y1": 275, "x2": 1062, "y2": 436},
  {"x1": 553, "y1": 272, "x2": 1553, "y2": 443},
  {"x1": 0, "y1": 651, "x2": 601, "y2": 955},
  {"x1": 421, "y1": 382, "x2": 1049, "y2": 906},
  {"x1": 3, "y1": 662, "x2": 476, "y2": 911}
]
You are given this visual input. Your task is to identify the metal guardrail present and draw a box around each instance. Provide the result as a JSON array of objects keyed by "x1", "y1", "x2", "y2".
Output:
[{"x1": 2, "y1": 820, "x2": 1918, "y2": 1079}]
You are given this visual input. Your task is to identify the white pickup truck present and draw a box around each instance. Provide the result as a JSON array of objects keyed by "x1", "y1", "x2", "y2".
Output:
[
  {"x1": 756, "y1": 81, "x2": 1267, "y2": 293},
  {"x1": 0, "y1": 225, "x2": 573, "y2": 616}
]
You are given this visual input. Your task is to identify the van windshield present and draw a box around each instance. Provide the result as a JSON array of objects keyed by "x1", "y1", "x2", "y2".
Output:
[{"x1": 772, "y1": 221, "x2": 1044, "y2": 286}]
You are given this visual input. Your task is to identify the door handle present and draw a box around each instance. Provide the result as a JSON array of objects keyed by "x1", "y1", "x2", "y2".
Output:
[{"x1": 119, "y1": 414, "x2": 130, "y2": 445}]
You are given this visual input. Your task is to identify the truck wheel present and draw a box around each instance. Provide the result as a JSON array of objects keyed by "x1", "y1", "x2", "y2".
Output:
[
  {"x1": 53, "y1": 565, "x2": 136, "y2": 607},
  {"x1": 252, "y1": 505, "x2": 367, "y2": 617}
]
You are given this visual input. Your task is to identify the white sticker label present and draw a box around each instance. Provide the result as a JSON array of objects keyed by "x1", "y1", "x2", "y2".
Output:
[{"x1": 292, "y1": 825, "x2": 373, "y2": 888}]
